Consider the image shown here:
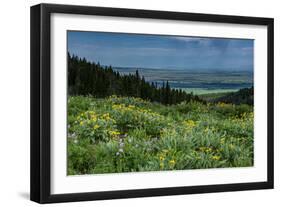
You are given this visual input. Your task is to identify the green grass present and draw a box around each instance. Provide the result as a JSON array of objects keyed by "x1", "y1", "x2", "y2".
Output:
[
  {"x1": 199, "y1": 92, "x2": 233, "y2": 102},
  {"x1": 67, "y1": 95, "x2": 254, "y2": 175},
  {"x1": 179, "y1": 88, "x2": 239, "y2": 95}
]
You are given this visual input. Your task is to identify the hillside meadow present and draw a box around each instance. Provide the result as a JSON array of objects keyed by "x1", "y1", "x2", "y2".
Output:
[{"x1": 67, "y1": 95, "x2": 253, "y2": 175}]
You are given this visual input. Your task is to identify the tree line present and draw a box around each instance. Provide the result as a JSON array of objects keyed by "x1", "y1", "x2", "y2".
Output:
[
  {"x1": 214, "y1": 87, "x2": 254, "y2": 105},
  {"x1": 68, "y1": 53, "x2": 202, "y2": 105}
]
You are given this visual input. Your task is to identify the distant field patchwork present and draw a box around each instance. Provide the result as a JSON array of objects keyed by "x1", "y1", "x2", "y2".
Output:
[{"x1": 113, "y1": 67, "x2": 253, "y2": 95}]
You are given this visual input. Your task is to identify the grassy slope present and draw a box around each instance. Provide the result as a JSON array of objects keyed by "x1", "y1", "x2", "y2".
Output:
[
  {"x1": 214, "y1": 87, "x2": 254, "y2": 105},
  {"x1": 67, "y1": 96, "x2": 254, "y2": 175},
  {"x1": 180, "y1": 88, "x2": 239, "y2": 95},
  {"x1": 199, "y1": 92, "x2": 231, "y2": 102}
]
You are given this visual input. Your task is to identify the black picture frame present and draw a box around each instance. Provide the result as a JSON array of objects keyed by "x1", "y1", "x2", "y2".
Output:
[{"x1": 30, "y1": 3, "x2": 274, "y2": 204}]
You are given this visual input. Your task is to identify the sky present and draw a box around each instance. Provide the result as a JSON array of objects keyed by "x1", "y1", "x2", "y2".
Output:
[{"x1": 68, "y1": 31, "x2": 254, "y2": 71}]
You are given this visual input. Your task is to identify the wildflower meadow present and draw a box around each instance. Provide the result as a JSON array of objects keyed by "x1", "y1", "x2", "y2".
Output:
[{"x1": 67, "y1": 95, "x2": 254, "y2": 175}]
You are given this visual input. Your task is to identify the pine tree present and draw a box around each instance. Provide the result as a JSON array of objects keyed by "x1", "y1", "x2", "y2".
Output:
[{"x1": 67, "y1": 54, "x2": 204, "y2": 105}]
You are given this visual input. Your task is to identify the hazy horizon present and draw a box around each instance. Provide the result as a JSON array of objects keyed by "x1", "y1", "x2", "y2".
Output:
[{"x1": 68, "y1": 31, "x2": 254, "y2": 72}]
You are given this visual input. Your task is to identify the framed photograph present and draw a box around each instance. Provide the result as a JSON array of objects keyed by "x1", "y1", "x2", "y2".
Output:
[{"x1": 30, "y1": 3, "x2": 274, "y2": 203}]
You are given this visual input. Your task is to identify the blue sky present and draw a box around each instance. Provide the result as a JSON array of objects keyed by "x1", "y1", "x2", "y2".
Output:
[{"x1": 68, "y1": 31, "x2": 253, "y2": 71}]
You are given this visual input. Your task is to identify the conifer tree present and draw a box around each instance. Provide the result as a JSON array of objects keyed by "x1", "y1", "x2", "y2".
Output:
[{"x1": 67, "y1": 53, "x2": 204, "y2": 105}]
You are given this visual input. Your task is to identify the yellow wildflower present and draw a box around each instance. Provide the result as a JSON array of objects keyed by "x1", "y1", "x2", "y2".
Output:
[
  {"x1": 109, "y1": 131, "x2": 120, "y2": 136},
  {"x1": 128, "y1": 105, "x2": 135, "y2": 109},
  {"x1": 218, "y1": 102, "x2": 226, "y2": 107},
  {"x1": 184, "y1": 120, "x2": 196, "y2": 128},
  {"x1": 112, "y1": 104, "x2": 120, "y2": 109},
  {"x1": 205, "y1": 147, "x2": 212, "y2": 153},
  {"x1": 199, "y1": 147, "x2": 205, "y2": 152},
  {"x1": 91, "y1": 116, "x2": 97, "y2": 122},
  {"x1": 159, "y1": 156, "x2": 165, "y2": 161},
  {"x1": 93, "y1": 124, "x2": 100, "y2": 130},
  {"x1": 169, "y1": 160, "x2": 176, "y2": 167},
  {"x1": 199, "y1": 146, "x2": 212, "y2": 153},
  {"x1": 212, "y1": 155, "x2": 221, "y2": 161},
  {"x1": 101, "y1": 113, "x2": 110, "y2": 119}
]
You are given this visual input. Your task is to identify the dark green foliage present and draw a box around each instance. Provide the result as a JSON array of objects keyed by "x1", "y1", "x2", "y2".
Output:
[
  {"x1": 68, "y1": 53, "x2": 204, "y2": 105},
  {"x1": 214, "y1": 87, "x2": 254, "y2": 105}
]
